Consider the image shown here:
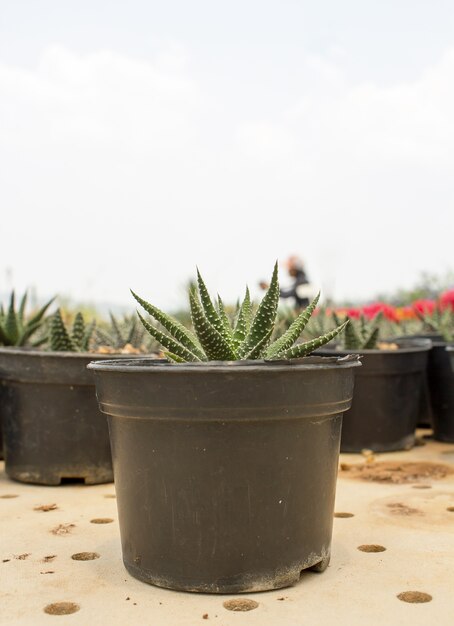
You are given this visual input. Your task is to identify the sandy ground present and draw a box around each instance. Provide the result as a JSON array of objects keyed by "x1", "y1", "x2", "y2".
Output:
[{"x1": 1, "y1": 434, "x2": 454, "y2": 626}]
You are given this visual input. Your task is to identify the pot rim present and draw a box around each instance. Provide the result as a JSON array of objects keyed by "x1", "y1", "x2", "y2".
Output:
[
  {"x1": 0, "y1": 347, "x2": 153, "y2": 360},
  {"x1": 318, "y1": 343, "x2": 432, "y2": 356},
  {"x1": 87, "y1": 354, "x2": 361, "y2": 374}
]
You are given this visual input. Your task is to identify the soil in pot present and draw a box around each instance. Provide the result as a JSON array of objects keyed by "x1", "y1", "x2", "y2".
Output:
[
  {"x1": 89, "y1": 356, "x2": 359, "y2": 593},
  {"x1": 317, "y1": 339, "x2": 430, "y2": 453},
  {"x1": 0, "y1": 348, "x2": 147, "y2": 485}
]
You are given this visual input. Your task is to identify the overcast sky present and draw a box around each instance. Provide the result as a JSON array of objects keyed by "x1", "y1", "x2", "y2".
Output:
[{"x1": 1, "y1": 1, "x2": 453, "y2": 311}]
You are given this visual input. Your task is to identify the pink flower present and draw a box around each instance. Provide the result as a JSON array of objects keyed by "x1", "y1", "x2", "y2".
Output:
[
  {"x1": 412, "y1": 299, "x2": 436, "y2": 315},
  {"x1": 440, "y1": 289, "x2": 454, "y2": 311}
]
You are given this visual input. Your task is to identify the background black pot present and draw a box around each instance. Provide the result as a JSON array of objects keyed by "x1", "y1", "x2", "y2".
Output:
[
  {"x1": 0, "y1": 348, "x2": 141, "y2": 485},
  {"x1": 427, "y1": 343, "x2": 454, "y2": 442},
  {"x1": 392, "y1": 333, "x2": 444, "y2": 429},
  {"x1": 89, "y1": 356, "x2": 359, "y2": 594},
  {"x1": 317, "y1": 339, "x2": 430, "y2": 452}
]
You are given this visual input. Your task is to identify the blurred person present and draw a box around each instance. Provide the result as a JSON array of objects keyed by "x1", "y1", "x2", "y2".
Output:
[{"x1": 260, "y1": 256, "x2": 313, "y2": 310}]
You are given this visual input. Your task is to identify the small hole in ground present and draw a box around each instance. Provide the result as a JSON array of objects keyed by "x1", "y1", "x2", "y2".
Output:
[
  {"x1": 223, "y1": 599, "x2": 259, "y2": 612},
  {"x1": 447, "y1": 506, "x2": 454, "y2": 512},
  {"x1": 71, "y1": 552, "x2": 100, "y2": 561},
  {"x1": 334, "y1": 512, "x2": 354, "y2": 518},
  {"x1": 60, "y1": 477, "x2": 86, "y2": 485},
  {"x1": 357, "y1": 544, "x2": 386, "y2": 553},
  {"x1": 397, "y1": 591, "x2": 432, "y2": 603},
  {"x1": 90, "y1": 518, "x2": 114, "y2": 524},
  {"x1": 44, "y1": 602, "x2": 80, "y2": 615}
]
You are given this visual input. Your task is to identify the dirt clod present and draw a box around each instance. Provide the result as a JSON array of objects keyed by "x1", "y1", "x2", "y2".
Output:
[
  {"x1": 43, "y1": 555, "x2": 57, "y2": 562},
  {"x1": 0, "y1": 494, "x2": 18, "y2": 499},
  {"x1": 397, "y1": 591, "x2": 432, "y2": 603},
  {"x1": 14, "y1": 553, "x2": 30, "y2": 560},
  {"x1": 44, "y1": 602, "x2": 80, "y2": 615},
  {"x1": 447, "y1": 506, "x2": 454, "y2": 512},
  {"x1": 40, "y1": 570, "x2": 55, "y2": 574},
  {"x1": 357, "y1": 544, "x2": 386, "y2": 553},
  {"x1": 51, "y1": 524, "x2": 75, "y2": 535},
  {"x1": 334, "y1": 512, "x2": 354, "y2": 518},
  {"x1": 203, "y1": 613, "x2": 209, "y2": 619},
  {"x1": 90, "y1": 518, "x2": 114, "y2": 524},
  {"x1": 71, "y1": 552, "x2": 100, "y2": 561},
  {"x1": 387, "y1": 502, "x2": 422, "y2": 516},
  {"x1": 340, "y1": 461, "x2": 454, "y2": 484},
  {"x1": 223, "y1": 599, "x2": 259, "y2": 612},
  {"x1": 34, "y1": 503, "x2": 58, "y2": 512}
]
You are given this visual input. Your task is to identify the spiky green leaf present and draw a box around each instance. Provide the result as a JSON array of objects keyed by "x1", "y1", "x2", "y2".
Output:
[
  {"x1": 343, "y1": 316, "x2": 361, "y2": 349},
  {"x1": 276, "y1": 321, "x2": 349, "y2": 359},
  {"x1": 137, "y1": 311, "x2": 202, "y2": 362},
  {"x1": 164, "y1": 351, "x2": 186, "y2": 363},
  {"x1": 239, "y1": 262, "x2": 279, "y2": 357},
  {"x1": 131, "y1": 290, "x2": 205, "y2": 360},
  {"x1": 265, "y1": 293, "x2": 320, "y2": 358},
  {"x1": 190, "y1": 290, "x2": 235, "y2": 361},
  {"x1": 243, "y1": 328, "x2": 273, "y2": 360},
  {"x1": 4, "y1": 292, "x2": 19, "y2": 344},
  {"x1": 50, "y1": 310, "x2": 74, "y2": 352},
  {"x1": 26, "y1": 296, "x2": 56, "y2": 328},
  {"x1": 233, "y1": 287, "x2": 251, "y2": 349},
  {"x1": 196, "y1": 269, "x2": 225, "y2": 336},
  {"x1": 71, "y1": 312, "x2": 86, "y2": 350},
  {"x1": 363, "y1": 326, "x2": 380, "y2": 349},
  {"x1": 217, "y1": 295, "x2": 233, "y2": 338},
  {"x1": 18, "y1": 292, "x2": 28, "y2": 324}
]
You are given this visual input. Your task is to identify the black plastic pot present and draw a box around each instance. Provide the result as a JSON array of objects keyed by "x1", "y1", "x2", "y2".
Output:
[
  {"x1": 89, "y1": 356, "x2": 360, "y2": 594},
  {"x1": 317, "y1": 340, "x2": 430, "y2": 453},
  {"x1": 0, "y1": 348, "x2": 139, "y2": 485},
  {"x1": 392, "y1": 333, "x2": 444, "y2": 428},
  {"x1": 427, "y1": 343, "x2": 454, "y2": 442}
]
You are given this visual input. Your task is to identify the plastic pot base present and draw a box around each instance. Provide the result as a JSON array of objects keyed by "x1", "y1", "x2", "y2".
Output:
[
  {"x1": 6, "y1": 463, "x2": 113, "y2": 486},
  {"x1": 340, "y1": 432, "x2": 415, "y2": 454},
  {"x1": 123, "y1": 551, "x2": 331, "y2": 594}
]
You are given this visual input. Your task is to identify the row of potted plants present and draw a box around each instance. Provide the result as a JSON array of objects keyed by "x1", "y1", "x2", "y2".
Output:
[{"x1": 1, "y1": 268, "x2": 453, "y2": 594}]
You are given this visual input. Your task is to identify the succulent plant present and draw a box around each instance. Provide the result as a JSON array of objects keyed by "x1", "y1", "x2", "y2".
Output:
[
  {"x1": 0, "y1": 291, "x2": 55, "y2": 347},
  {"x1": 93, "y1": 312, "x2": 158, "y2": 352},
  {"x1": 49, "y1": 309, "x2": 95, "y2": 352},
  {"x1": 333, "y1": 311, "x2": 383, "y2": 350},
  {"x1": 414, "y1": 307, "x2": 454, "y2": 342},
  {"x1": 131, "y1": 263, "x2": 348, "y2": 362}
]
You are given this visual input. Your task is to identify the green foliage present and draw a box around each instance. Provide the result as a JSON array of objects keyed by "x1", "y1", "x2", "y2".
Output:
[
  {"x1": 333, "y1": 312, "x2": 383, "y2": 349},
  {"x1": 415, "y1": 308, "x2": 454, "y2": 342},
  {"x1": 93, "y1": 312, "x2": 159, "y2": 352},
  {"x1": 49, "y1": 309, "x2": 95, "y2": 352},
  {"x1": 133, "y1": 264, "x2": 348, "y2": 362},
  {"x1": 0, "y1": 291, "x2": 55, "y2": 347}
]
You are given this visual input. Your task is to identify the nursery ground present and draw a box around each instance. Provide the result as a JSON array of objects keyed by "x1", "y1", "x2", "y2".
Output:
[{"x1": 1, "y1": 432, "x2": 454, "y2": 626}]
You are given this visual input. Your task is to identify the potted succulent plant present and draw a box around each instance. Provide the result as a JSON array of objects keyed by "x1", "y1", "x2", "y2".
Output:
[
  {"x1": 0, "y1": 308, "x2": 149, "y2": 485},
  {"x1": 316, "y1": 311, "x2": 431, "y2": 452},
  {"x1": 89, "y1": 264, "x2": 360, "y2": 593},
  {"x1": 0, "y1": 291, "x2": 55, "y2": 459}
]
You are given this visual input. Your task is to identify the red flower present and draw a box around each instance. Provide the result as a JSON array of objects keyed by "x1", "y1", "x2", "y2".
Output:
[
  {"x1": 362, "y1": 302, "x2": 398, "y2": 322},
  {"x1": 440, "y1": 289, "x2": 454, "y2": 311},
  {"x1": 412, "y1": 299, "x2": 436, "y2": 315}
]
